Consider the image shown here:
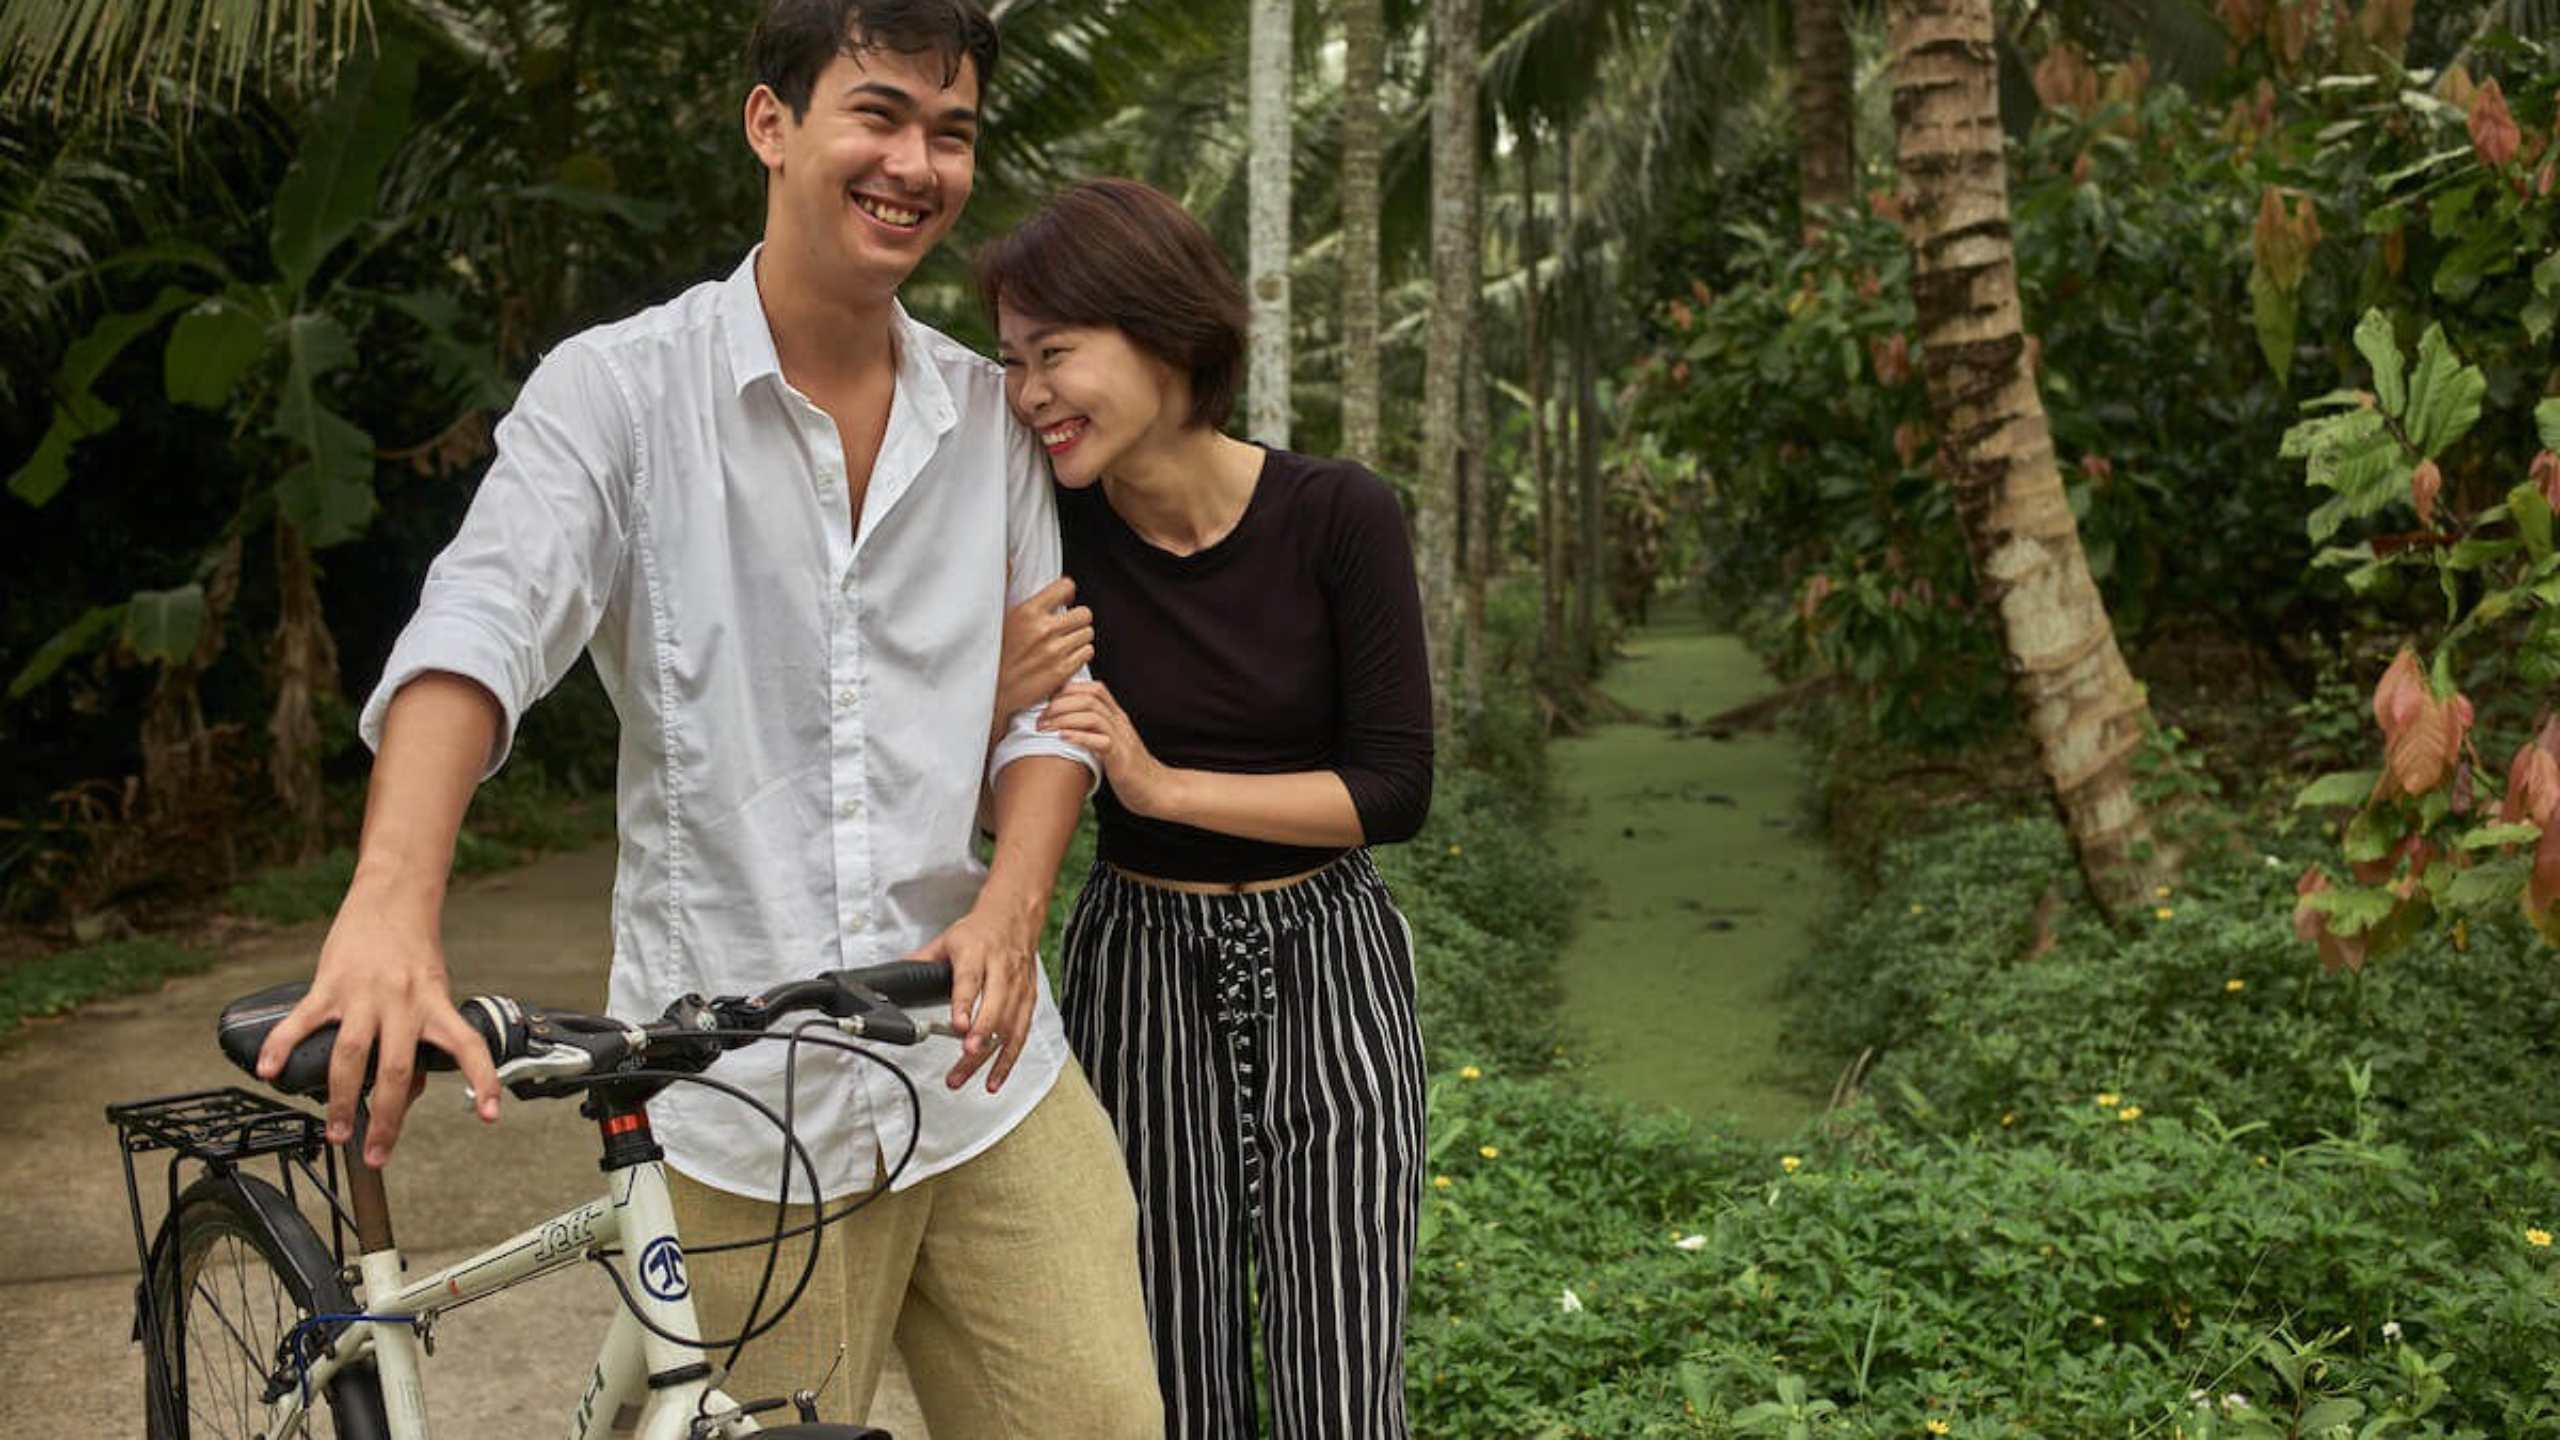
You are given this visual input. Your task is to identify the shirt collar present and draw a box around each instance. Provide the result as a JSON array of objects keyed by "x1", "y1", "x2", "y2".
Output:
[{"x1": 721, "y1": 245, "x2": 958, "y2": 438}]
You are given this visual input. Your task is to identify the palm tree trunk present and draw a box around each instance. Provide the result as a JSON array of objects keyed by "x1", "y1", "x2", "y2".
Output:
[
  {"x1": 1522, "y1": 127, "x2": 1560, "y2": 667},
  {"x1": 1340, "y1": 0, "x2": 1385, "y2": 469},
  {"x1": 1888, "y1": 0, "x2": 2166, "y2": 917},
  {"x1": 1459, "y1": 123, "x2": 1490, "y2": 722},
  {"x1": 1795, "y1": 0, "x2": 1857, "y2": 226},
  {"x1": 1419, "y1": 0, "x2": 1480, "y2": 731},
  {"x1": 1568, "y1": 134, "x2": 1602, "y2": 673},
  {"x1": 1546, "y1": 130, "x2": 1574, "y2": 665},
  {"x1": 1248, "y1": 0, "x2": 1294, "y2": 446}
]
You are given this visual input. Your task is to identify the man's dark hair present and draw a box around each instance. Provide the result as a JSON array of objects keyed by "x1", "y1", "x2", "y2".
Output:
[
  {"x1": 749, "y1": 0, "x2": 1001, "y2": 117},
  {"x1": 975, "y1": 179, "x2": 1249, "y2": 432}
]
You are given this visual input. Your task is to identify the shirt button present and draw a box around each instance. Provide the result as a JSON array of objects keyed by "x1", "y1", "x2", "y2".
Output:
[
  {"x1": 849, "y1": 912, "x2": 868, "y2": 931},
  {"x1": 835, "y1": 688, "x2": 855, "y2": 711},
  {"x1": 839, "y1": 798, "x2": 861, "y2": 820}
]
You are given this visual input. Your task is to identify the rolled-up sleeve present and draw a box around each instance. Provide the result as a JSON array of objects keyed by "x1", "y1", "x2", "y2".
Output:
[
  {"x1": 358, "y1": 340, "x2": 635, "y2": 777},
  {"x1": 986, "y1": 417, "x2": 1100, "y2": 793},
  {"x1": 1330, "y1": 469, "x2": 1435, "y2": 844}
]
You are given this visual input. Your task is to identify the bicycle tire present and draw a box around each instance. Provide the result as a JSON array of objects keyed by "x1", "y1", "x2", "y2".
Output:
[{"x1": 144, "y1": 1172, "x2": 391, "y2": 1440}]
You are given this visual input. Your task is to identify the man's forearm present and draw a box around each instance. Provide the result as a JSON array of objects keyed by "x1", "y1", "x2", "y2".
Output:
[
  {"x1": 977, "y1": 755, "x2": 1088, "y2": 929},
  {"x1": 351, "y1": 673, "x2": 504, "y2": 917}
]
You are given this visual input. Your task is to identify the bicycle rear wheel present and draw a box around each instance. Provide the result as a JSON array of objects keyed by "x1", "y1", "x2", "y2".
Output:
[{"x1": 144, "y1": 1172, "x2": 389, "y2": 1440}]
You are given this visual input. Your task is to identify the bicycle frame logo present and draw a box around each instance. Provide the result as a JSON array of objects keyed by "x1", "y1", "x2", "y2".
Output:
[{"x1": 639, "y1": 1236, "x2": 690, "y2": 1302}]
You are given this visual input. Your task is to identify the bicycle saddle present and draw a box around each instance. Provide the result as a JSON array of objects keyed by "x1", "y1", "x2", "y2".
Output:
[{"x1": 216, "y1": 981, "x2": 519, "y2": 1102}]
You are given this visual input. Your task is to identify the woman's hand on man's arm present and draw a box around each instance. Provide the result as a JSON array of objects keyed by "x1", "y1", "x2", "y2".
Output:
[{"x1": 993, "y1": 576, "x2": 1094, "y2": 735}]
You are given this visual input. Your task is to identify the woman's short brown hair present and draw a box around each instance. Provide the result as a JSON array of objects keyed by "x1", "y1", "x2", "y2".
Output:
[{"x1": 975, "y1": 178, "x2": 1249, "y2": 431}]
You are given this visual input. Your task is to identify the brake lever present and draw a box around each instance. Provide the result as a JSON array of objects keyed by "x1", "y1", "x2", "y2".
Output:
[{"x1": 461, "y1": 1042, "x2": 598, "y2": 1104}]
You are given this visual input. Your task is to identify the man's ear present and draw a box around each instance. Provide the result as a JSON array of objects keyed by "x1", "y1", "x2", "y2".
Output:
[{"x1": 743, "y1": 83, "x2": 791, "y2": 173}]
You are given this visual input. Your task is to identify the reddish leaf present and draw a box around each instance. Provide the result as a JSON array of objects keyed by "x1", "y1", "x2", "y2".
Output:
[
  {"x1": 2533, "y1": 817, "x2": 2560, "y2": 917},
  {"x1": 2532, "y1": 450, "x2": 2560, "y2": 510},
  {"x1": 1800, "y1": 573, "x2": 1834, "y2": 625},
  {"x1": 2500, "y1": 740, "x2": 2560, "y2": 827},
  {"x1": 2034, "y1": 42, "x2": 2101, "y2": 112},
  {"x1": 2218, "y1": 0, "x2": 2266, "y2": 46},
  {"x1": 2470, "y1": 78, "x2": 2521, "y2": 169},
  {"x1": 2080, "y1": 454, "x2": 2116, "y2": 482},
  {"x1": 2411, "y1": 458, "x2": 2442, "y2": 528},
  {"x1": 1870, "y1": 334, "x2": 1913, "y2": 387},
  {"x1": 2383, "y1": 687, "x2": 2469, "y2": 799},
  {"x1": 2371, "y1": 647, "x2": 2427, "y2": 739},
  {"x1": 2294, "y1": 866, "x2": 2370, "y2": 973}
]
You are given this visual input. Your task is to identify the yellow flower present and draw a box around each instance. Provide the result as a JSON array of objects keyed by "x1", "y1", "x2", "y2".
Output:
[
  {"x1": 2118, "y1": 1106, "x2": 2143, "y2": 1122},
  {"x1": 2154, "y1": 906, "x2": 2176, "y2": 921},
  {"x1": 1909, "y1": 902, "x2": 1928, "y2": 915},
  {"x1": 2528, "y1": 1228, "x2": 2554, "y2": 1248},
  {"x1": 2154, "y1": 885, "x2": 2172, "y2": 899},
  {"x1": 2089, "y1": 1314, "x2": 2108, "y2": 1329},
  {"x1": 2000, "y1": 1111, "x2": 2018, "y2": 1127},
  {"x1": 1460, "y1": 1065, "x2": 1483, "y2": 1081},
  {"x1": 1479, "y1": 1145, "x2": 1500, "y2": 1160},
  {"x1": 2225, "y1": 978, "x2": 2246, "y2": 993},
  {"x1": 2095, "y1": 1092, "x2": 2121, "y2": 1109},
  {"x1": 1927, "y1": 1422, "x2": 1952, "y2": 1436},
  {"x1": 1432, "y1": 1175, "x2": 1453, "y2": 1190},
  {"x1": 1780, "y1": 1155, "x2": 1803, "y2": 1173}
]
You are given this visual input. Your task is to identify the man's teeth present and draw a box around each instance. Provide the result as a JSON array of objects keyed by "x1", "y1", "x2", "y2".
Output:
[{"x1": 854, "y1": 195, "x2": 924, "y2": 227}]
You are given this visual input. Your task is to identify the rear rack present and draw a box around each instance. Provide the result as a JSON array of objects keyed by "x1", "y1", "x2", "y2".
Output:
[
  {"x1": 107, "y1": 1087, "x2": 355, "y2": 1372},
  {"x1": 110, "y1": 1087, "x2": 327, "y2": 1167}
]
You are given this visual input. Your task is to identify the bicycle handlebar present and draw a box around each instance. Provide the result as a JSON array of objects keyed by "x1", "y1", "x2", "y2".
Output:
[{"x1": 217, "y1": 960, "x2": 955, "y2": 1104}]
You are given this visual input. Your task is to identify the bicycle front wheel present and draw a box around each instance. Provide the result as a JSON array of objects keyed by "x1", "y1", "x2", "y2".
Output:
[{"x1": 144, "y1": 1172, "x2": 389, "y2": 1440}]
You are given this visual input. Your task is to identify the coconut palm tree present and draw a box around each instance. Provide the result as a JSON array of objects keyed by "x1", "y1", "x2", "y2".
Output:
[
  {"x1": 1887, "y1": 0, "x2": 2168, "y2": 916},
  {"x1": 1419, "y1": 0, "x2": 1479, "y2": 727},
  {"x1": 1247, "y1": 0, "x2": 1294, "y2": 444}
]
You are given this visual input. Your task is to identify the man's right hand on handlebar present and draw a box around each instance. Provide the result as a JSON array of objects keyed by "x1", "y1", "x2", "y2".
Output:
[
  {"x1": 256, "y1": 874, "x2": 503, "y2": 1168},
  {"x1": 261, "y1": 672, "x2": 508, "y2": 1169}
]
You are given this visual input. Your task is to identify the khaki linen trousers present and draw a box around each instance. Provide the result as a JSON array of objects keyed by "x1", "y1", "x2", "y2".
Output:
[{"x1": 667, "y1": 1058, "x2": 1164, "y2": 1437}]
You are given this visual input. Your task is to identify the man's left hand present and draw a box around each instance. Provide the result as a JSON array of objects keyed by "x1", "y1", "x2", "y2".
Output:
[{"x1": 911, "y1": 904, "x2": 1039, "y2": 1093}]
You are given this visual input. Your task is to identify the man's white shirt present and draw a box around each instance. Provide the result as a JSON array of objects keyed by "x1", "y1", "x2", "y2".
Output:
[{"x1": 361, "y1": 248, "x2": 1095, "y2": 1199}]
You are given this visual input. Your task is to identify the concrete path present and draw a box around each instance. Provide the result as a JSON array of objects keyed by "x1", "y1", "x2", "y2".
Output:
[{"x1": 0, "y1": 845, "x2": 928, "y2": 1435}]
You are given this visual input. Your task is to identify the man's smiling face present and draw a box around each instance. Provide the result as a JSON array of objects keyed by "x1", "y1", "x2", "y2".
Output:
[{"x1": 749, "y1": 39, "x2": 979, "y2": 295}]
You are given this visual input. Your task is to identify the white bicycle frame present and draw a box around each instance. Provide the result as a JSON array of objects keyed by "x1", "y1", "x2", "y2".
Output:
[{"x1": 270, "y1": 1156, "x2": 772, "y2": 1440}]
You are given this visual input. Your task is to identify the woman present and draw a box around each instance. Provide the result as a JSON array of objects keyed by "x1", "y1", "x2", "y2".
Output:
[{"x1": 978, "y1": 177, "x2": 1434, "y2": 1439}]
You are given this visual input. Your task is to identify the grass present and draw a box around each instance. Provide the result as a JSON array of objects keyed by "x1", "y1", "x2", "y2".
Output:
[{"x1": 0, "y1": 936, "x2": 217, "y2": 1032}]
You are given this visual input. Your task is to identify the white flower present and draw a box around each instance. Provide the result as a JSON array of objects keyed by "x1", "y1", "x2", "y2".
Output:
[
  {"x1": 2382, "y1": 1321, "x2": 2403, "y2": 1342},
  {"x1": 2224, "y1": 1394, "x2": 2251, "y2": 1413},
  {"x1": 1558, "y1": 1286, "x2": 1584, "y2": 1314},
  {"x1": 1673, "y1": 1234, "x2": 1708, "y2": 1251},
  {"x1": 2188, "y1": 1390, "x2": 2209, "y2": 1405},
  {"x1": 2264, "y1": 854, "x2": 2284, "y2": 868}
]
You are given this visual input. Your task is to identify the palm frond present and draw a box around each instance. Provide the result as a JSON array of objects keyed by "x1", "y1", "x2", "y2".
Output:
[
  {"x1": 0, "y1": 0, "x2": 374, "y2": 119},
  {"x1": 0, "y1": 125, "x2": 144, "y2": 407}
]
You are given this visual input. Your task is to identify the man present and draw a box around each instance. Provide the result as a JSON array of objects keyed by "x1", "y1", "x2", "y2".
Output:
[{"x1": 254, "y1": 1, "x2": 1162, "y2": 1432}]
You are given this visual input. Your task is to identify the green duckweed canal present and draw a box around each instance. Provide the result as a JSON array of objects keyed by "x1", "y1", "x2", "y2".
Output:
[{"x1": 1551, "y1": 614, "x2": 1828, "y2": 1139}]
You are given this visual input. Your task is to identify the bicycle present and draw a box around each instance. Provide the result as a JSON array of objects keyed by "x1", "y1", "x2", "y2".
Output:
[{"x1": 108, "y1": 958, "x2": 961, "y2": 1440}]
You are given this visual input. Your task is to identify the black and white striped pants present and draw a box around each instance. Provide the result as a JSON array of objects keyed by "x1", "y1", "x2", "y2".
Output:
[{"x1": 1060, "y1": 850, "x2": 1428, "y2": 1440}]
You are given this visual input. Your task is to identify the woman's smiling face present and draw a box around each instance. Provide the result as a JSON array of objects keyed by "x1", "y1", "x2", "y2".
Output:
[{"x1": 996, "y1": 305, "x2": 1187, "y2": 488}]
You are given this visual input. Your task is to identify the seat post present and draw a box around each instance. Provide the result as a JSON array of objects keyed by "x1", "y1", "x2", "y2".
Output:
[{"x1": 341, "y1": 1102, "x2": 398, "y2": 1253}]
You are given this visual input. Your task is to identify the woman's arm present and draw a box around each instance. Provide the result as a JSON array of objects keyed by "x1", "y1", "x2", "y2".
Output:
[{"x1": 1038, "y1": 680, "x2": 1366, "y2": 846}]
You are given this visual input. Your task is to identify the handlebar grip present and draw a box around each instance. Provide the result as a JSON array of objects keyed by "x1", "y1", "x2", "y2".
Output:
[{"x1": 831, "y1": 959, "x2": 954, "y2": 1007}]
